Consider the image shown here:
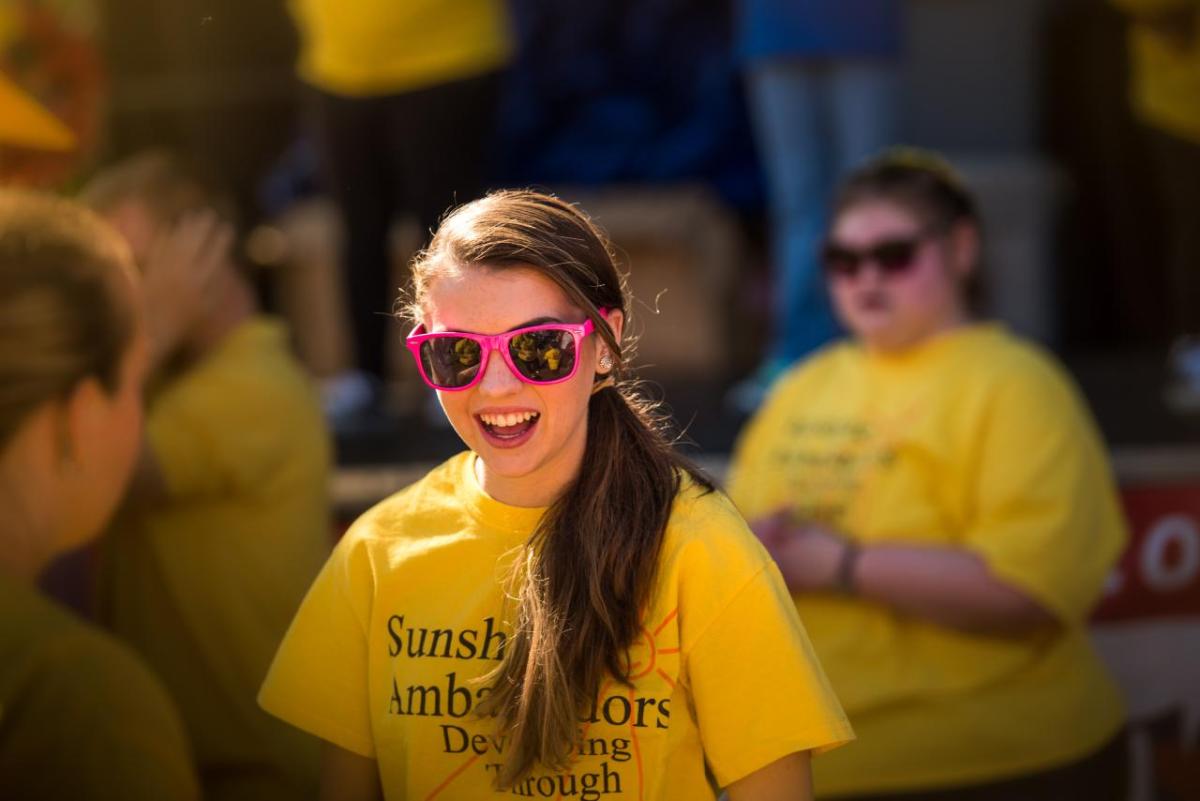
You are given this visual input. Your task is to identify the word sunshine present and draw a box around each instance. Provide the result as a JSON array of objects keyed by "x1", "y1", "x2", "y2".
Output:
[{"x1": 387, "y1": 614, "x2": 508, "y2": 661}]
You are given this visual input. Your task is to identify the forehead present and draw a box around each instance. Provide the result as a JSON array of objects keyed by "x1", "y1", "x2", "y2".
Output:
[
  {"x1": 421, "y1": 264, "x2": 581, "y2": 333},
  {"x1": 832, "y1": 200, "x2": 923, "y2": 244}
]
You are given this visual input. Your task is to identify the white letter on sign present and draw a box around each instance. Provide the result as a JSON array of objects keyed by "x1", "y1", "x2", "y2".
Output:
[{"x1": 1140, "y1": 515, "x2": 1200, "y2": 593}]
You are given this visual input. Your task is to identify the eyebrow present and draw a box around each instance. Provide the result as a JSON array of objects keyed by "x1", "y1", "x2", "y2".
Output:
[
  {"x1": 509, "y1": 316, "x2": 563, "y2": 331},
  {"x1": 437, "y1": 316, "x2": 565, "y2": 335}
]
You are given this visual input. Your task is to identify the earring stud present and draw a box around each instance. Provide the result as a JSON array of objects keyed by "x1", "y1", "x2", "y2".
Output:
[{"x1": 599, "y1": 353, "x2": 614, "y2": 371}]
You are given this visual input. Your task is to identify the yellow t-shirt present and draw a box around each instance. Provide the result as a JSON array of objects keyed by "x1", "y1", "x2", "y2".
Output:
[
  {"x1": 288, "y1": 0, "x2": 513, "y2": 96},
  {"x1": 259, "y1": 451, "x2": 853, "y2": 800},
  {"x1": 727, "y1": 324, "x2": 1127, "y2": 797},
  {"x1": 98, "y1": 317, "x2": 331, "y2": 801},
  {"x1": 0, "y1": 574, "x2": 198, "y2": 800},
  {"x1": 1112, "y1": 0, "x2": 1200, "y2": 143}
]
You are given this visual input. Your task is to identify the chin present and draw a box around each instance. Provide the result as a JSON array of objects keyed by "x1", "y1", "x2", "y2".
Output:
[
  {"x1": 465, "y1": 429, "x2": 542, "y2": 475},
  {"x1": 482, "y1": 454, "x2": 542, "y2": 480},
  {"x1": 850, "y1": 317, "x2": 895, "y2": 342}
]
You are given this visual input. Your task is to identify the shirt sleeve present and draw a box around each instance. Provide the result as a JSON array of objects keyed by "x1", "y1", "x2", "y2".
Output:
[
  {"x1": 258, "y1": 523, "x2": 378, "y2": 757},
  {"x1": 146, "y1": 368, "x2": 293, "y2": 500},
  {"x1": 8, "y1": 633, "x2": 200, "y2": 801},
  {"x1": 726, "y1": 373, "x2": 798, "y2": 521},
  {"x1": 676, "y1": 502, "x2": 854, "y2": 788},
  {"x1": 963, "y1": 356, "x2": 1128, "y2": 624}
]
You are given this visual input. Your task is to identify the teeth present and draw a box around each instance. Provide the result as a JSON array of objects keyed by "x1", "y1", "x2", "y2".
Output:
[{"x1": 479, "y1": 411, "x2": 539, "y2": 427}]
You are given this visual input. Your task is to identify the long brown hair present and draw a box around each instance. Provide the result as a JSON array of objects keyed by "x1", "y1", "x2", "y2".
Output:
[
  {"x1": 406, "y1": 189, "x2": 713, "y2": 785},
  {"x1": 0, "y1": 189, "x2": 136, "y2": 449}
]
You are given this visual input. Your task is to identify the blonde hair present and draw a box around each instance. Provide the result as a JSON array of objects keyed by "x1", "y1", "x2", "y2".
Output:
[{"x1": 0, "y1": 189, "x2": 137, "y2": 448}]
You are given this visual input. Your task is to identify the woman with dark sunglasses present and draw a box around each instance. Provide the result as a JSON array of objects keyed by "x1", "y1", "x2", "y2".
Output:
[
  {"x1": 728, "y1": 150, "x2": 1128, "y2": 800},
  {"x1": 260, "y1": 189, "x2": 852, "y2": 800}
]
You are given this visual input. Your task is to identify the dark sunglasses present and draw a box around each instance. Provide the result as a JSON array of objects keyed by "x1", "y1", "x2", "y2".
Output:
[{"x1": 821, "y1": 232, "x2": 938, "y2": 279}]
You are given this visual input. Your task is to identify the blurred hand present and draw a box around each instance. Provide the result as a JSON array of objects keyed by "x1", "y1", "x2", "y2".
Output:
[
  {"x1": 141, "y1": 210, "x2": 233, "y2": 369},
  {"x1": 752, "y1": 510, "x2": 850, "y2": 593}
]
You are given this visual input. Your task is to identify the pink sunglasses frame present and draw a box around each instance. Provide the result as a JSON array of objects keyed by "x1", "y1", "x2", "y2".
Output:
[{"x1": 405, "y1": 311, "x2": 608, "y2": 392}]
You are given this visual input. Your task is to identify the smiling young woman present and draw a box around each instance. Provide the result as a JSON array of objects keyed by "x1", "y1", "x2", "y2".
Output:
[{"x1": 259, "y1": 189, "x2": 852, "y2": 800}]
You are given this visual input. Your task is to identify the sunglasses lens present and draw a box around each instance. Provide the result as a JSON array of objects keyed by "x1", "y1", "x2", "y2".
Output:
[
  {"x1": 822, "y1": 246, "x2": 860, "y2": 277},
  {"x1": 873, "y1": 240, "x2": 919, "y2": 273},
  {"x1": 420, "y1": 336, "x2": 483, "y2": 388},
  {"x1": 508, "y1": 328, "x2": 577, "y2": 383}
]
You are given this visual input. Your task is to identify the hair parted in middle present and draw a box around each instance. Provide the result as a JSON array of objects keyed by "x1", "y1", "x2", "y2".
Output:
[
  {"x1": 404, "y1": 188, "x2": 713, "y2": 786},
  {"x1": 834, "y1": 147, "x2": 986, "y2": 312}
]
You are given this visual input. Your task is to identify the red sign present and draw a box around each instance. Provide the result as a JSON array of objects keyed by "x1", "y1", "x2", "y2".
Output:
[{"x1": 1094, "y1": 484, "x2": 1200, "y2": 622}]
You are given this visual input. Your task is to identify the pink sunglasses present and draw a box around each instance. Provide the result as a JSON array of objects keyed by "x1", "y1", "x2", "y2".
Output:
[{"x1": 405, "y1": 311, "x2": 607, "y2": 391}]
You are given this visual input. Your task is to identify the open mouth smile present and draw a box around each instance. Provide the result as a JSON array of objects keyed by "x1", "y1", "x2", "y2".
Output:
[{"x1": 476, "y1": 411, "x2": 541, "y2": 448}]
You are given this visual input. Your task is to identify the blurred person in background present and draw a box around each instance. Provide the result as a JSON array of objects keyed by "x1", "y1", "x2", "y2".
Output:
[
  {"x1": 1111, "y1": 0, "x2": 1200, "y2": 410},
  {"x1": 729, "y1": 0, "x2": 901, "y2": 412},
  {"x1": 0, "y1": 189, "x2": 199, "y2": 800},
  {"x1": 82, "y1": 152, "x2": 331, "y2": 801},
  {"x1": 727, "y1": 151, "x2": 1129, "y2": 800},
  {"x1": 287, "y1": 0, "x2": 513, "y2": 424}
]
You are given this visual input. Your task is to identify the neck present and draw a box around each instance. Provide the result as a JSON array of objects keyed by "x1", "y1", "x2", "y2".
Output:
[
  {"x1": 0, "y1": 539, "x2": 48, "y2": 584},
  {"x1": 0, "y1": 451, "x2": 53, "y2": 584},
  {"x1": 864, "y1": 307, "x2": 971, "y2": 357}
]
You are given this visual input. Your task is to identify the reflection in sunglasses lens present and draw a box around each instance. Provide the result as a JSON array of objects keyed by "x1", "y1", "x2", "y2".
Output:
[
  {"x1": 423, "y1": 337, "x2": 483, "y2": 388},
  {"x1": 510, "y1": 329, "x2": 576, "y2": 382}
]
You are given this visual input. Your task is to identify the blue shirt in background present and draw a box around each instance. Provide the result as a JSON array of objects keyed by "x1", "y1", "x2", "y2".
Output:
[{"x1": 738, "y1": 0, "x2": 903, "y2": 61}]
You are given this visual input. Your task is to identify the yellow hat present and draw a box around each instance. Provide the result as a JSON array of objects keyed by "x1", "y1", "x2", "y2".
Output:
[{"x1": 0, "y1": 71, "x2": 75, "y2": 151}]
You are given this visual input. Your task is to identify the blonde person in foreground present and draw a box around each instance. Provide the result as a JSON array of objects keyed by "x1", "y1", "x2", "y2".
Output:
[
  {"x1": 259, "y1": 189, "x2": 853, "y2": 800},
  {"x1": 0, "y1": 190, "x2": 198, "y2": 799},
  {"x1": 728, "y1": 149, "x2": 1128, "y2": 800}
]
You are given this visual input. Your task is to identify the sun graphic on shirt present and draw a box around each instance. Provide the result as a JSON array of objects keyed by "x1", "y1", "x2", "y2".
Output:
[
  {"x1": 423, "y1": 607, "x2": 682, "y2": 801},
  {"x1": 625, "y1": 607, "x2": 681, "y2": 685}
]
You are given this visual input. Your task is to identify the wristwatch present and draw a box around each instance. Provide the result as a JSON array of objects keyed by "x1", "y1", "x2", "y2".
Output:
[{"x1": 834, "y1": 540, "x2": 861, "y2": 595}]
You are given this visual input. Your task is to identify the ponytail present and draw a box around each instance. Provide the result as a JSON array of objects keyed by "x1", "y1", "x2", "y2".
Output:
[{"x1": 476, "y1": 382, "x2": 711, "y2": 784}]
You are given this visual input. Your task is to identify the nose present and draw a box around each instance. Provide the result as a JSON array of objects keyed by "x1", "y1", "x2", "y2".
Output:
[
  {"x1": 853, "y1": 262, "x2": 889, "y2": 288},
  {"x1": 476, "y1": 347, "x2": 522, "y2": 396}
]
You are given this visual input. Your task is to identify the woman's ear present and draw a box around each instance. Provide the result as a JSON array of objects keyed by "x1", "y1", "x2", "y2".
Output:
[
  {"x1": 598, "y1": 309, "x2": 625, "y2": 374},
  {"x1": 57, "y1": 377, "x2": 108, "y2": 476},
  {"x1": 948, "y1": 221, "x2": 981, "y2": 281},
  {"x1": 604, "y1": 308, "x2": 625, "y2": 344}
]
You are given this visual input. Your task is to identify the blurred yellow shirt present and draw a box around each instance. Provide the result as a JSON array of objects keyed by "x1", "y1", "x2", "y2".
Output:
[
  {"x1": 288, "y1": 0, "x2": 512, "y2": 96},
  {"x1": 1112, "y1": 0, "x2": 1200, "y2": 143},
  {"x1": 259, "y1": 452, "x2": 853, "y2": 799},
  {"x1": 727, "y1": 324, "x2": 1127, "y2": 797},
  {"x1": 98, "y1": 317, "x2": 332, "y2": 801},
  {"x1": 0, "y1": 574, "x2": 198, "y2": 800}
]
